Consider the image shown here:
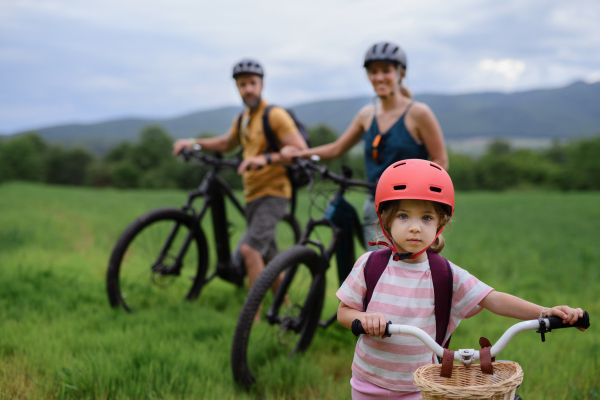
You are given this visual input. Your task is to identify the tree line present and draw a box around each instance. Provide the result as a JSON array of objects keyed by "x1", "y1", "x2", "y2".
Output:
[{"x1": 1, "y1": 125, "x2": 599, "y2": 191}]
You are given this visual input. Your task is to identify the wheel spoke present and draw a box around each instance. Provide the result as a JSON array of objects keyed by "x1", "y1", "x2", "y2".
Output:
[
  {"x1": 232, "y1": 246, "x2": 324, "y2": 388},
  {"x1": 107, "y1": 209, "x2": 207, "y2": 312}
]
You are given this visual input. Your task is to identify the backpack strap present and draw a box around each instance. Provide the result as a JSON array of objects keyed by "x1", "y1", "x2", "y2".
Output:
[
  {"x1": 236, "y1": 112, "x2": 243, "y2": 147},
  {"x1": 427, "y1": 251, "x2": 454, "y2": 348},
  {"x1": 261, "y1": 104, "x2": 281, "y2": 152},
  {"x1": 363, "y1": 248, "x2": 454, "y2": 350},
  {"x1": 363, "y1": 248, "x2": 392, "y2": 311}
]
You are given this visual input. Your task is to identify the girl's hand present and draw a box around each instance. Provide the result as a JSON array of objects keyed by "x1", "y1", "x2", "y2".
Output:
[
  {"x1": 546, "y1": 306, "x2": 586, "y2": 332},
  {"x1": 360, "y1": 313, "x2": 388, "y2": 339}
]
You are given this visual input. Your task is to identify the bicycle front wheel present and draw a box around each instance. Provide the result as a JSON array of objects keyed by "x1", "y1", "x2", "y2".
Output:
[
  {"x1": 231, "y1": 245, "x2": 326, "y2": 389},
  {"x1": 106, "y1": 208, "x2": 208, "y2": 312}
]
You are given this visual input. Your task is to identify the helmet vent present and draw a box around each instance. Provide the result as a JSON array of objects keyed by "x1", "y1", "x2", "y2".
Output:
[
  {"x1": 393, "y1": 162, "x2": 406, "y2": 168},
  {"x1": 430, "y1": 164, "x2": 441, "y2": 171},
  {"x1": 430, "y1": 186, "x2": 442, "y2": 193},
  {"x1": 382, "y1": 43, "x2": 389, "y2": 52},
  {"x1": 394, "y1": 185, "x2": 406, "y2": 190},
  {"x1": 391, "y1": 46, "x2": 399, "y2": 54}
]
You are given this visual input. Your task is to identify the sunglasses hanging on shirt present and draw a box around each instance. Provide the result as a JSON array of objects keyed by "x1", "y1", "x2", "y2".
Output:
[{"x1": 372, "y1": 133, "x2": 385, "y2": 164}]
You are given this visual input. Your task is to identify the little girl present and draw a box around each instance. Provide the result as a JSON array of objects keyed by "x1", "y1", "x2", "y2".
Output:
[{"x1": 336, "y1": 159, "x2": 585, "y2": 400}]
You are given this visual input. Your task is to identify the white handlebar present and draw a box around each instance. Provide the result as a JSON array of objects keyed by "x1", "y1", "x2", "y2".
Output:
[{"x1": 387, "y1": 318, "x2": 550, "y2": 364}]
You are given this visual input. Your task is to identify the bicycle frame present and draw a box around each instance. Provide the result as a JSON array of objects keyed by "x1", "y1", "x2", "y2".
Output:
[
  {"x1": 266, "y1": 162, "x2": 374, "y2": 330},
  {"x1": 151, "y1": 155, "x2": 246, "y2": 282}
]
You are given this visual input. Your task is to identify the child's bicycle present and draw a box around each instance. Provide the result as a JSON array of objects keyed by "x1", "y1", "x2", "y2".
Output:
[
  {"x1": 231, "y1": 156, "x2": 375, "y2": 388},
  {"x1": 106, "y1": 147, "x2": 301, "y2": 312},
  {"x1": 351, "y1": 312, "x2": 590, "y2": 400}
]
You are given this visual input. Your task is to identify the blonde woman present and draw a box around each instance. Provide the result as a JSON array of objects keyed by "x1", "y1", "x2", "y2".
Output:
[{"x1": 282, "y1": 41, "x2": 449, "y2": 249}]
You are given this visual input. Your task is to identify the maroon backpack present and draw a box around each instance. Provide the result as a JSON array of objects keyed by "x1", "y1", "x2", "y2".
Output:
[{"x1": 363, "y1": 248, "x2": 453, "y2": 349}]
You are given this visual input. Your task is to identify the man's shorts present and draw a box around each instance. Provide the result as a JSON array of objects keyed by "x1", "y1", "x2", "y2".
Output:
[{"x1": 241, "y1": 196, "x2": 288, "y2": 260}]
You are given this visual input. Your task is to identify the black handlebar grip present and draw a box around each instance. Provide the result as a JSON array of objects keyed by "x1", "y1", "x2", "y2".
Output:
[
  {"x1": 351, "y1": 319, "x2": 392, "y2": 337},
  {"x1": 548, "y1": 311, "x2": 590, "y2": 330},
  {"x1": 352, "y1": 319, "x2": 367, "y2": 336},
  {"x1": 180, "y1": 148, "x2": 191, "y2": 161}
]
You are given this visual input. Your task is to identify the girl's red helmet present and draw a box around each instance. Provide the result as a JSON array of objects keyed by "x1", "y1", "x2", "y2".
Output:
[
  {"x1": 373, "y1": 159, "x2": 454, "y2": 260},
  {"x1": 375, "y1": 159, "x2": 454, "y2": 217}
]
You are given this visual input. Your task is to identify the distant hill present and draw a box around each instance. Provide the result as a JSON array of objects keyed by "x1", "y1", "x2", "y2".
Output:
[
  {"x1": 416, "y1": 81, "x2": 600, "y2": 139},
  {"x1": 6, "y1": 81, "x2": 600, "y2": 154}
]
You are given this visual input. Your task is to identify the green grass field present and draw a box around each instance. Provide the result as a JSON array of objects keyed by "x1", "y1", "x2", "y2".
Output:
[{"x1": 0, "y1": 182, "x2": 598, "y2": 399}]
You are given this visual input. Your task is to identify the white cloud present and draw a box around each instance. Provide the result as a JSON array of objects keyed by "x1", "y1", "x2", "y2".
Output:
[
  {"x1": 478, "y1": 59, "x2": 527, "y2": 82},
  {"x1": 1, "y1": 0, "x2": 600, "y2": 132},
  {"x1": 585, "y1": 71, "x2": 600, "y2": 84}
]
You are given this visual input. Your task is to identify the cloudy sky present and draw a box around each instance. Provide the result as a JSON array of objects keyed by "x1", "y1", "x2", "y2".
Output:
[{"x1": 1, "y1": 0, "x2": 599, "y2": 133}]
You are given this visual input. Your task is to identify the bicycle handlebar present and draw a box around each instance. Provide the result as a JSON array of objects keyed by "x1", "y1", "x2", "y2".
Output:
[
  {"x1": 351, "y1": 311, "x2": 590, "y2": 364},
  {"x1": 292, "y1": 157, "x2": 375, "y2": 191},
  {"x1": 180, "y1": 147, "x2": 240, "y2": 169}
]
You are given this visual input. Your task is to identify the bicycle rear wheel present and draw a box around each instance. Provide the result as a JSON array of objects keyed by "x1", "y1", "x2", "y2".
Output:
[
  {"x1": 106, "y1": 207, "x2": 208, "y2": 312},
  {"x1": 231, "y1": 245, "x2": 325, "y2": 389}
]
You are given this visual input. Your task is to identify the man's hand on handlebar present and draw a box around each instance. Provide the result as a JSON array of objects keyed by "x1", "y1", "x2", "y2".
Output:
[{"x1": 237, "y1": 155, "x2": 268, "y2": 175}]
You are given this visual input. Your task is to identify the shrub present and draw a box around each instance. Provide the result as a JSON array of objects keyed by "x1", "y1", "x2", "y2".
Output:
[{"x1": 0, "y1": 133, "x2": 46, "y2": 183}]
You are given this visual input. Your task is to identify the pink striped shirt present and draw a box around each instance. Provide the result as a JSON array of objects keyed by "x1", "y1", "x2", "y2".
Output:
[{"x1": 337, "y1": 252, "x2": 493, "y2": 392}]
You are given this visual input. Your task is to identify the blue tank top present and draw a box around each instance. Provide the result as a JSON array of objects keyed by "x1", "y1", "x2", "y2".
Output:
[{"x1": 363, "y1": 102, "x2": 429, "y2": 183}]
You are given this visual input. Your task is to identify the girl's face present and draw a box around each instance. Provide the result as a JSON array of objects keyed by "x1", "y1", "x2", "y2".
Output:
[
  {"x1": 366, "y1": 61, "x2": 399, "y2": 97},
  {"x1": 388, "y1": 200, "x2": 440, "y2": 262}
]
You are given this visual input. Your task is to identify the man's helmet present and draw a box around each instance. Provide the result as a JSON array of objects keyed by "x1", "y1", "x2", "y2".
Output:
[
  {"x1": 363, "y1": 41, "x2": 407, "y2": 70},
  {"x1": 374, "y1": 159, "x2": 454, "y2": 260},
  {"x1": 232, "y1": 59, "x2": 264, "y2": 79}
]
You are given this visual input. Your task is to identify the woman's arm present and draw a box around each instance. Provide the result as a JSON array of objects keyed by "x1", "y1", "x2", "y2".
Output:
[
  {"x1": 410, "y1": 103, "x2": 449, "y2": 170},
  {"x1": 337, "y1": 301, "x2": 388, "y2": 338},
  {"x1": 281, "y1": 109, "x2": 368, "y2": 161},
  {"x1": 236, "y1": 130, "x2": 308, "y2": 173},
  {"x1": 478, "y1": 291, "x2": 585, "y2": 331}
]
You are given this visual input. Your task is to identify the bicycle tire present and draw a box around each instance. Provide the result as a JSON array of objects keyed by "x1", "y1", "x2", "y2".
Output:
[
  {"x1": 107, "y1": 207, "x2": 208, "y2": 312},
  {"x1": 231, "y1": 245, "x2": 326, "y2": 389}
]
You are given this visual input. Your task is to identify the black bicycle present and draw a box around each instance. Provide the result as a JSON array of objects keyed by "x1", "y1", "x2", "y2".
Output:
[
  {"x1": 231, "y1": 157, "x2": 375, "y2": 388},
  {"x1": 106, "y1": 148, "x2": 302, "y2": 312}
]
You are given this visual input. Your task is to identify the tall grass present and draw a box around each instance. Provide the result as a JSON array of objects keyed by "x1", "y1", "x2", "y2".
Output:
[{"x1": 0, "y1": 182, "x2": 598, "y2": 399}]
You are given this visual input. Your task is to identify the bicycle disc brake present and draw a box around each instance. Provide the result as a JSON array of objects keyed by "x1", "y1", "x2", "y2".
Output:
[
  {"x1": 277, "y1": 304, "x2": 302, "y2": 346},
  {"x1": 150, "y1": 254, "x2": 178, "y2": 288}
]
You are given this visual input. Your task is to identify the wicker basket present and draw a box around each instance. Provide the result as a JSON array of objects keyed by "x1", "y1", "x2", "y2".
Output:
[{"x1": 414, "y1": 361, "x2": 523, "y2": 400}]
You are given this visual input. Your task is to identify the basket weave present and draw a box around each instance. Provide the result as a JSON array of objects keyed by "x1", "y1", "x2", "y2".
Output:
[{"x1": 414, "y1": 361, "x2": 523, "y2": 400}]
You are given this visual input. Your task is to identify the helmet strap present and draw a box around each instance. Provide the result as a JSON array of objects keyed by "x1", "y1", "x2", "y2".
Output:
[
  {"x1": 408, "y1": 226, "x2": 445, "y2": 260},
  {"x1": 374, "y1": 212, "x2": 411, "y2": 261},
  {"x1": 390, "y1": 68, "x2": 402, "y2": 96}
]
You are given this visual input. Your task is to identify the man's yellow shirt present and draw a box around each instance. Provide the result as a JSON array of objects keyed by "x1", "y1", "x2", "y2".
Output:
[{"x1": 229, "y1": 99, "x2": 297, "y2": 203}]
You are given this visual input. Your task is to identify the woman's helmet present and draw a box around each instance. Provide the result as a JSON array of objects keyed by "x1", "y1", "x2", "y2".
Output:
[
  {"x1": 232, "y1": 59, "x2": 264, "y2": 79},
  {"x1": 374, "y1": 159, "x2": 454, "y2": 260},
  {"x1": 363, "y1": 41, "x2": 407, "y2": 70}
]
